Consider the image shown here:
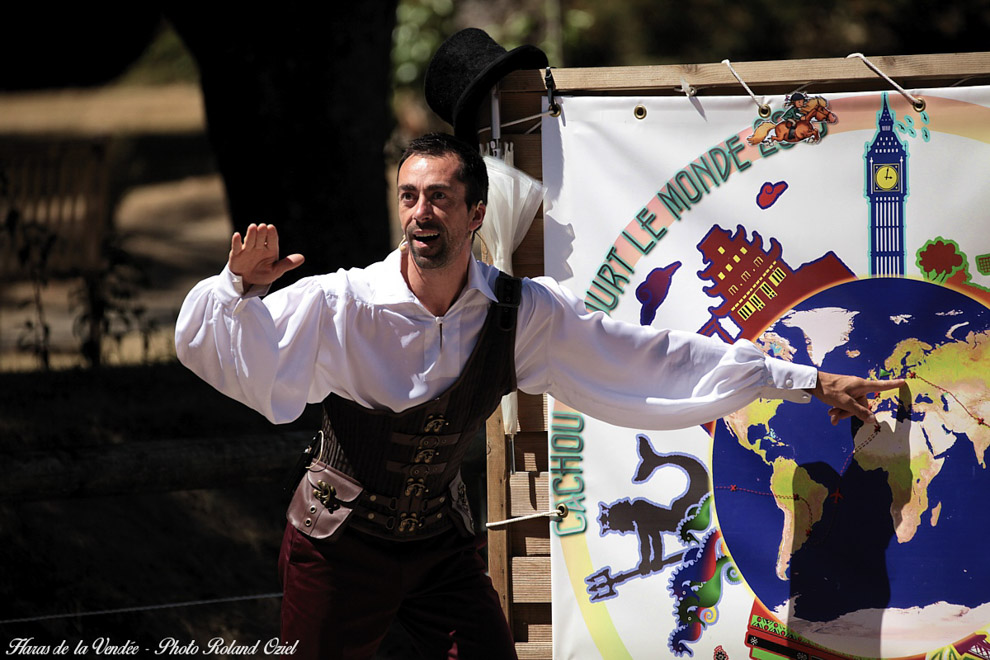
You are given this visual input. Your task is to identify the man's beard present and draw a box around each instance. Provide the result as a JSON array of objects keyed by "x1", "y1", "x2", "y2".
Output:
[{"x1": 405, "y1": 224, "x2": 468, "y2": 270}]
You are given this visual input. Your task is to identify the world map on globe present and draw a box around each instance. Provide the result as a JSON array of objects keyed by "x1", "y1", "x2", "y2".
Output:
[{"x1": 712, "y1": 278, "x2": 990, "y2": 658}]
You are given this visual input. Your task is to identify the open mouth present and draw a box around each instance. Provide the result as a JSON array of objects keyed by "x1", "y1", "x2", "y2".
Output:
[{"x1": 412, "y1": 230, "x2": 441, "y2": 245}]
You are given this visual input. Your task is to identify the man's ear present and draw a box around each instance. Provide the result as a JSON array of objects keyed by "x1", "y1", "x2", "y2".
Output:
[{"x1": 469, "y1": 201, "x2": 486, "y2": 232}]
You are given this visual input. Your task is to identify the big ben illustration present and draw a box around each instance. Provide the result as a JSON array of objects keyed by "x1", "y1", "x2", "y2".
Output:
[{"x1": 864, "y1": 93, "x2": 909, "y2": 276}]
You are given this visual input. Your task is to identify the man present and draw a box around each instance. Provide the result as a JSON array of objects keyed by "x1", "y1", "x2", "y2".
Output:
[{"x1": 176, "y1": 133, "x2": 903, "y2": 659}]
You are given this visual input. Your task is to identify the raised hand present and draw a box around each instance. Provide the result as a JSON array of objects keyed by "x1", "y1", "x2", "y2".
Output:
[
  {"x1": 810, "y1": 371, "x2": 908, "y2": 426},
  {"x1": 228, "y1": 223, "x2": 305, "y2": 289}
]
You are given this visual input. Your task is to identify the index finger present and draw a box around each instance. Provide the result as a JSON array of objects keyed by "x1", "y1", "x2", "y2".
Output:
[{"x1": 863, "y1": 378, "x2": 907, "y2": 392}]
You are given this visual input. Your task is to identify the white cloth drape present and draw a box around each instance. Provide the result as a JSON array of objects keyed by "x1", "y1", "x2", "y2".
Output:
[{"x1": 480, "y1": 153, "x2": 546, "y2": 435}]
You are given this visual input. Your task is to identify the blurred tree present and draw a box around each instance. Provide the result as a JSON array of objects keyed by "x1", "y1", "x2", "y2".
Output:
[
  {"x1": 0, "y1": 6, "x2": 161, "y2": 90},
  {"x1": 1, "y1": 6, "x2": 396, "y2": 286},
  {"x1": 166, "y1": 4, "x2": 396, "y2": 284},
  {"x1": 560, "y1": 0, "x2": 990, "y2": 67}
]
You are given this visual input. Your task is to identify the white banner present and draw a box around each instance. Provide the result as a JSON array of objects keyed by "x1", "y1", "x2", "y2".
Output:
[{"x1": 543, "y1": 87, "x2": 990, "y2": 659}]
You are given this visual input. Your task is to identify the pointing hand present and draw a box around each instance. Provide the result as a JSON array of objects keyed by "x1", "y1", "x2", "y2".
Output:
[{"x1": 810, "y1": 371, "x2": 907, "y2": 426}]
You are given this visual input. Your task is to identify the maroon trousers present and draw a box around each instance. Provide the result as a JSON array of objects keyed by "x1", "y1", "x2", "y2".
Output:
[{"x1": 278, "y1": 523, "x2": 518, "y2": 659}]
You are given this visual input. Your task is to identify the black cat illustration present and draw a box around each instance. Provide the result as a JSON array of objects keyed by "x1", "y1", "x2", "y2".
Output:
[{"x1": 586, "y1": 434, "x2": 711, "y2": 602}]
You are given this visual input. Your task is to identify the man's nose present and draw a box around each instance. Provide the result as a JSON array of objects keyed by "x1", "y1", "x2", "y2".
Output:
[{"x1": 412, "y1": 194, "x2": 433, "y2": 218}]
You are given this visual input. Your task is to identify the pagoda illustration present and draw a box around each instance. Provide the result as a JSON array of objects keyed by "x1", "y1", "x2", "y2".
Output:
[
  {"x1": 696, "y1": 225, "x2": 855, "y2": 342},
  {"x1": 864, "y1": 93, "x2": 910, "y2": 276}
]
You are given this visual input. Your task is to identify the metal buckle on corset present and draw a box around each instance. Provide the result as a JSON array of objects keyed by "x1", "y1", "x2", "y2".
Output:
[
  {"x1": 404, "y1": 478, "x2": 426, "y2": 497},
  {"x1": 396, "y1": 512, "x2": 423, "y2": 534},
  {"x1": 423, "y1": 414, "x2": 447, "y2": 433},
  {"x1": 414, "y1": 448, "x2": 436, "y2": 463}
]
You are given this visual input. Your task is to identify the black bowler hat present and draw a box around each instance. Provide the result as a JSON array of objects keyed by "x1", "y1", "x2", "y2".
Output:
[{"x1": 425, "y1": 28, "x2": 549, "y2": 143}]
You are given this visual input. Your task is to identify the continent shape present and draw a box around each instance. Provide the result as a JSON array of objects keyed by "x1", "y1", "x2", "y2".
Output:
[{"x1": 711, "y1": 277, "x2": 990, "y2": 658}]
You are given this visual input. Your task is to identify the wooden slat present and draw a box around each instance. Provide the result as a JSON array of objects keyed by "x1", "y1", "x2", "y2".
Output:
[
  {"x1": 510, "y1": 472, "x2": 549, "y2": 517},
  {"x1": 517, "y1": 392, "x2": 547, "y2": 432},
  {"x1": 514, "y1": 431, "x2": 548, "y2": 473},
  {"x1": 485, "y1": 411, "x2": 512, "y2": 620},
  {"x1": 512, "y1": 603, "x2": 552, "y2": 643},
  {"x1": 512, "y1": 216, "x2": 544, "y2": 269},
  {"x1": 509, "y1": 517, "x2": 552, "y2": 557},
  {"x1": 511, "y1": 556, "x2": 552, "y2": 603},
  {"x1": 501, "y1": 52, "x2": 990, "y2": 96},
  {"x1": 516, "y1": 642, "x2": 553, "y2": 659},
  {"x1": 504, "y1": 135, "x2": 544, "y2": 179}
]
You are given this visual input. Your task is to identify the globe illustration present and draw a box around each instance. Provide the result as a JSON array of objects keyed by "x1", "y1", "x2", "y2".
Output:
[{"x1": 712, "y1": 278, "x2": 990, "y2": 658}]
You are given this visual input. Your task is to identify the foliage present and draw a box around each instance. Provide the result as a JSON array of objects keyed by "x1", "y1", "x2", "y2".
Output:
[
  {"x1": 115, "y1": 20, "x2": 200, "y2": 86},
  {"x1": 560, "y1": 0, "x2": 990, "y2": 67},
  {"x1": 393, "y1": 0, "x2": 458, "y2": 89},
  {"x1": 70, "y1": 232, "x2": 156, "y2": 369},
  {"x1": 1, "y1": 171, "x2": 56, "y2": 370}
]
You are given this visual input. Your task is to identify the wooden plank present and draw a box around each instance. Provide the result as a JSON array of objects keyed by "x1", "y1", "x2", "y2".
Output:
[
  {"x1": 502, "y1": 52, "x2": 990, "y2": 96},
  {"x1": 512, "y1": 216, "x2": 544, "y2": 269},
  {"x1": 504, "y1": 135, "x2": 544, "y2": 179},
  {"x1": 517, "y1": 392, "x2": 547, "y2": 432},
  {"x1": 515, "y1": 642, "x2": 553, "y2": 660},
  {"x1": 511, "y1": 603, "x2": 552, "y2": 643},
  {"x1": 485, "y1": 410, "x2": 512, "y2": 620},
  {"x1": 523, "y1": 625, "x2": 552, "y2": 644},
  {"x1": 511, "y1": 556, "x2": 552, "y2": 603},
  {"x1": 514, "y1": 431, "x2": 548, "y2": 473},
  {"x1": 509, "y1": 517, "x2": 552, "y2": 557},
  {"x1": 510, "y1": 472, "x2": 549, "y2": 517}
]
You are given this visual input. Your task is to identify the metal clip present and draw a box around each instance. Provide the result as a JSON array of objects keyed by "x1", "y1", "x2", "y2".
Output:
[
  {"x1": 313, "y1": 480, "x2": 340, "y2": 512},
  {"x1": 545, "y1": 67, "x2": 561, "y2": 117}
]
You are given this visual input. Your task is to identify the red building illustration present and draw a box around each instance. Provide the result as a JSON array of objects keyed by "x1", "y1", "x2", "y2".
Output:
[{"x1": 696, "y1": 224, "x2": 855, "y2": 342}]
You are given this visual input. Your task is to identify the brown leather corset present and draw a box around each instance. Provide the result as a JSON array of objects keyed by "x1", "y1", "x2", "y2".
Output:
[{"x1": 287, "y1": 273, "x2": 520, "y2": 541}]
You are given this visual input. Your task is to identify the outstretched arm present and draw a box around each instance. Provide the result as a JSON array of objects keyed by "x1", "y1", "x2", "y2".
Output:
[
  {"x1": 229, "y1": 223, "x2": 305, "y2": 289},
  {"x1": 810, "y1": 372, "x2": 907, "y2": 426}
]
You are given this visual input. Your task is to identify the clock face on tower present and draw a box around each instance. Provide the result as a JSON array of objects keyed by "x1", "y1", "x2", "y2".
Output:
[{"x1": 873, "y1": 163, "x2": 900, "y2": 191}]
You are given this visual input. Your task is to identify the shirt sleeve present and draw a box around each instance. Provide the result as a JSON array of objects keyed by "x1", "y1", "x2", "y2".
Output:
[
  {"x1": 174, "y1": 266, "x2": 332, "y2": 424},
  {"x1": 513, "y1": 277, "x2": 818, "y2": 430}
]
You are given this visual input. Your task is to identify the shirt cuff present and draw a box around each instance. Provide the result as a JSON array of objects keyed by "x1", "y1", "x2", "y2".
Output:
[
  {"x1": 761, "y1": 357, "x2": 817, "y2": 403},
  {"x1": 222, "y1": 266, "x2": 271, "y2": 300}
]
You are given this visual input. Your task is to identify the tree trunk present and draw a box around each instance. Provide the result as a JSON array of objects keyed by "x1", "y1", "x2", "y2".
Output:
[{"x1": 167, "y1": 3, "x2": 397, "y2": 285}]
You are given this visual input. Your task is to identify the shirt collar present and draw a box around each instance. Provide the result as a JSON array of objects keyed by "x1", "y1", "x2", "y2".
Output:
[{"x1": 377, "y1": 249, "x2": 498, "y2": 307}]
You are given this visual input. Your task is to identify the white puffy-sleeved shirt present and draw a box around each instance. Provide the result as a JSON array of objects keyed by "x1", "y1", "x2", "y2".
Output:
[{"x1": 174, "y1": 249, "x2": 817, "y2": 427}]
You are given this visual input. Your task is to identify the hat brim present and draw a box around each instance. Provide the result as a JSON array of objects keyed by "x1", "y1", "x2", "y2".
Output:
[{"x1": 451, "y1": 44, "x2": 549, "y2": 143}]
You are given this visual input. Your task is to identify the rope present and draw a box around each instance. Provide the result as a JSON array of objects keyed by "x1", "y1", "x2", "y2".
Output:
[
  {"x1": 478, "y1": 111, "x2": 553, "y2": 137},
  {"x1": 486, "y1": 503, "x2": 568, "y2": 528},
  {"x1": 0, "y1": 592, "x2": 283, "y2": 625},
  {"x1": 846, "y1": 53, "x2": 926, "y2": 111},
  {"x1": 722, "y1": 59, "x2": 771, "y2": 117}
]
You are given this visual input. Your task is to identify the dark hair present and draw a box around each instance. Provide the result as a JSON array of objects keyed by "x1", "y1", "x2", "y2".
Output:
[{"x1": 398, "y1": 132, "x2": 488, "y2": 207}]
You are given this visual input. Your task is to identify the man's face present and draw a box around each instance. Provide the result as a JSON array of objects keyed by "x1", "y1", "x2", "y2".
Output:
[{"x1": 398, "y1": 154, "x2": 484, "y2": 271}]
